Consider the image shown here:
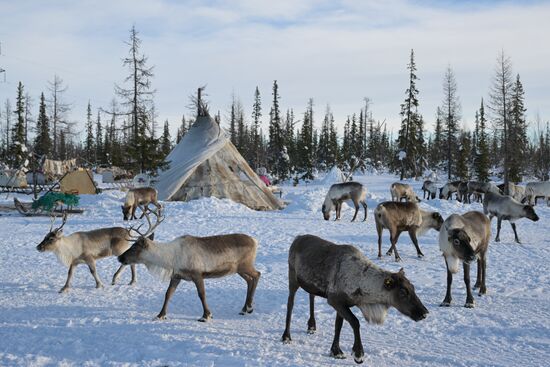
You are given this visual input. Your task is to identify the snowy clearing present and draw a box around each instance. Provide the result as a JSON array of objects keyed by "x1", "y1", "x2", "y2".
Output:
[{"x1": 0, "y1": 174, "x2": 549, "y2": 366}]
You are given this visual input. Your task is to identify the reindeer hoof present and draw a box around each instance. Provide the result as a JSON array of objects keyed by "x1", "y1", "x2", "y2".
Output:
[
  {"x1": 198, "y1": 315, "x2": 212, "y2": 322},
  {"x1": 128, "y1": 280, "x2": 137, "y2": 286},
  {"x1": 330, "y1": 348, "x2": 345, "y2": 359},
  {"x1": 464, "y1": 301, "x2": 475, "y2": 308},
  {"x1": 96, "y1": 283, "x2": 104, "y2": 289},
  {"x1": 353, "y1": 353, "x2": 364, "y2": 364},
  {"x1": 155, "y1": 314, "x2": 166, "y2": 320},
  {"x1": 394, "y1": 257, "x2": 402, "y2": 262},
  {"x1": 495, "y1": 238, "x2": 500, "y2": 242},
  {"x1": 239, "y1": 305, "x2": 254, "y2": 315},
  {"x1": 307, "y1": 327, "x2": 316, "y2": 335},
  {"x1": 479, "y1": 287, "x2": 487, "y2": 296},
  {"x1": 59, "y1": 287, "x2": 69, "y2": 293},
  {"x1": 440, "y1": 301, "x2": 451, "y2": 307},
  {"x1": 417, "y1": 253, "x2": 424, "y2": 258},
  {"x1": 282, "y1": 335, "x2": 292, "y2": 344}
]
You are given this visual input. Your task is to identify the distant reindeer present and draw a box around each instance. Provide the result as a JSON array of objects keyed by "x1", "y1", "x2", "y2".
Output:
[
  {"x1": 421, "y1": 180, "x2": 437, "y2": 200},
  {"x1": 525, "y1": 181, "x2": 550, "y2": 206},
  {"x1": 483, "y1": 192, "x2": 539, "y2": 243},
  {"x1": 390, "y1": 182, "x2": 420, "y2": 203},
  {"x1": 36, "y1": 213, "x2": 137, "y2": 293},
  {"x1": 374, "y1": 202, "x2": 443, "y2": 261},
  {"x1": 118, "y1": 210, "x2": 261, "y2": 322},
  {"x1": 439, "y1": 181, "x2": 462, "y2": 200},
  {"x1": 322, "y1": 182, "x2": 368, "y2": 222},
  {"x1": 122, "y1": 187, "x2": 162, "y2": 221}
]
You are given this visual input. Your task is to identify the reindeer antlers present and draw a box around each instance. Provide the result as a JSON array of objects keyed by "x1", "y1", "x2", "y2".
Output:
[
  {"x1": 127, "y1": 207, "x2": 164, "y2": 240},
  {"x1": 49, "y1": 210, "x2": 68, "y2": 233}
]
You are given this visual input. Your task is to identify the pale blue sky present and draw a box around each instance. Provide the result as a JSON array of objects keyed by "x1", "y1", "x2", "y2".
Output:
[{"x1": 0, "y1": 0, "x2": 549, "y2": 140}]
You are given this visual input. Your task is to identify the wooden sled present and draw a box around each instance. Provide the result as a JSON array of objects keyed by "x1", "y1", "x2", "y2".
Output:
[{"x1": 13, "y1": 197, "x2": 84, "y2": 217}]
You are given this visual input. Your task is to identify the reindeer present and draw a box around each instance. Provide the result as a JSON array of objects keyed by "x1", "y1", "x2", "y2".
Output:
[
  {"x1": 122, "y1": 187, "x2": 162, "y2": 221},
  {"x1": 36, "y1": 213, "x2": 137, "y2": 293},
  {"x1": 118, "y1": 210, "x2": 261, "y2": 322},
  {"x1": 439, "y1": 181, "x2": 462, "y2": 200},
  {"x1": 282, "y1": 235, "x2": 428, "y2": 363},
  {"x1": 483, "y1": 192, "x2": 539, "y2": 243},
  {"x1": 421, "y1": 180, "x2": 437, "y2": 200},
  {"x1": 322, "y1": 182, "x2": 367, "y2": 222},
  {"x1": 390, "y1": 182, "x2": 420, "y2": 203},
  {"x1": 375, "y1": 202, "x2": 444, "y2": 261}
]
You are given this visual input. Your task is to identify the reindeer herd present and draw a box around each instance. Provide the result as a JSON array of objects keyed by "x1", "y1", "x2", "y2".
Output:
[{"x1": 33, "y1": 179, "x2": 548, "y2": 364}]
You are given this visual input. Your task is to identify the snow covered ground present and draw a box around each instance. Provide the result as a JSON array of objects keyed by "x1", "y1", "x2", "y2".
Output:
[{"x1": 0, "y1": 174, "x2": 549, "y2": 366}]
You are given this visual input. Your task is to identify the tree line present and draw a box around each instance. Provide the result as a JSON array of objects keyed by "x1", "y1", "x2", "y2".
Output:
[{"x1": 1, "y1": 28, "x2": 549, "y2": 185}]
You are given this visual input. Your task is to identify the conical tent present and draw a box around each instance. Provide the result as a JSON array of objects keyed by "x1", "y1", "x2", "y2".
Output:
[{"x1": 155, "y1": 114, "x2": 282, "y2": 211}]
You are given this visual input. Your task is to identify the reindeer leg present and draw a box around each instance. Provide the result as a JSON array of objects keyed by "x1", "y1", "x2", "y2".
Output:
[
  {"x1": 361, "y1": 201, "x2": 368, "y2": 221},
  {"x1": 307, "y1": 294, "x2": 316, "y2": 334},
  {"x1": 329, "y1": 314, "x2": 345, "y2": 359},
  {"x1": 464, "y1": 262, "x2": 475, "y2": 308},
  {"x1": 86, "y1": 258, "x2": 103, "y2": 289},
  {"x1": 440, "y1": 259, "x2": 453, "y2": 306},
  {"x1": 479, "y1": 256, "x2": 487, "y2": 295},
  {"x1": 376, "y1": 223, "x2": 383, "y2": 258},
  {"x1": 129, "y1": 264, "x2": 137, "y2": 285},
  {"x1": 238, "y1": 268, "x2": 261, "y2": 315},
  {"x1": 474, "y1": 259, "x2": 481, "y2": 289},
  {"x1": 282, "y1": 269, "x2": 299, "y2": 343},
  {"x1": 409, "y1": 229, "x2": 424, "y2": 257},
  {"x1": 387, "y1": 230, "x2": 402, "y2": 261},
  {"x1": 510, "y1": 222, "x2": 521, "y2": 244},
  {"x1": 111, "y1": 264, "x2": 126, "y2": 285},
  {"x1": 328, "y1": 298, "x2": 364, "y2": 364},
  {"x1": 351, "y1": 200, "x2": 359, "y2": 222},
  {"x1": 139, "y1": 205, "x2": 148, "y2": 219},
  {"x1": 193, "y1": 276, "x2": 212, "y2": 322},
  {"x1": 495, "y1": 217, "x2": 502, "y2": 242},
  {"x1": 59, "y1": 263, "x2": 76, "y2": 293},
  {"x1": 156, "y1": 277, "x2": 181, "y2": 320}
]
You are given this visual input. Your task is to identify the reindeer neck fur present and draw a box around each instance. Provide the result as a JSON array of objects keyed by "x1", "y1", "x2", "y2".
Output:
[
  {"x1": 357, "y1": 266, "x2": 392, "y2": 325},
  {"x1": 124, "y1": 191, "x2": 135, "y2": 206},
  {"x1": 140, "y1": 239, "x2": 181, "y2": 282},
  {"x1": 337, "y1": 255, "x2": 391, "y2": 325},
  {"x1": 52, "y1": 234, "x2": 84, "y2": 267}
]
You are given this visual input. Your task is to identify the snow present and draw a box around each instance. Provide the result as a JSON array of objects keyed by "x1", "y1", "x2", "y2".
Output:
[{"x1": 1, "y1": 174, "x2": 549, "y2": 366}]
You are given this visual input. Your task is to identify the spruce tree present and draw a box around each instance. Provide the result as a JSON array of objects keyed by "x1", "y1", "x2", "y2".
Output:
[
  {"x1": 85, "y1": 101, "x2": 94, "y2": 163},
  {"x1": 34, "y1": 93, "x2": 51, "y2": 157},
  {"x1": 251, "y1": 87, "x2": 262, "y2": 169},
  {"x1": 396, "y1": 49, "x2": 422, "y2": 179},
  {"x1": 509, "y1": 74, "x2": 527, "y2": 182},
  {"x1": 475, "y1": 99, "x2": 490, "y2": 181},
  {"x1": 176, "y1": 114, "x2": 188, "y2": 143},
  {"x1": 297, "y1": 99, "x2": 315, "y2": 180},
  {"x1": 267, "y1": 80, "x2": 285, "y2": 180},
  {"x1": 456, "y1": 131, "x2": 471, "y2": 181},
  {"x1": 11, "y1": 82, "x2": 26, "y2": 167},
  {"x1": 161, "y1": 120, "x2": 172, "y2": 156},
  {"x1": 95, "y1": 111, "x2": 103, "y2": 164}
]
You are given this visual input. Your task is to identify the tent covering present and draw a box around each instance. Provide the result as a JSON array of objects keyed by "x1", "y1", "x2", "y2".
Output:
[
  {"x1": 155, "y1": 114, "x2": 282, "y2": 211},
  {"x1": 59, "y1": 169, "x2": 97, "y2": 195}
]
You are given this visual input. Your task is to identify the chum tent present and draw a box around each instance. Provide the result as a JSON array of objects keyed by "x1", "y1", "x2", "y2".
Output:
[
  {"x1": 59, "y1": 169, "x2": 97, "y2": 195},
  {"x1": 155, "y1": 114, "x2": 282, "y2": 211}
]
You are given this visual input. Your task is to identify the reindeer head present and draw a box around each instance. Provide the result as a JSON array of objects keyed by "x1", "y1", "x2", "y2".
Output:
[
  {"x1": 37, "y1": 212, "x2": 68, "y2": 252},
  {"x1": 448, "y1": 228, "x2": 476, "y2": 264},
  {"x1": 431, "y1": 212, "x2": 444, "y2": 231},
  {"x1": 118, "y1": 235, "x2": 154, "y2": 264},
  {"x1": 523, "y1": 205, "x2": 539, "y2": 222},
  {"x1": 383, "y1": 268, "x2": 429, "y2": 322}
]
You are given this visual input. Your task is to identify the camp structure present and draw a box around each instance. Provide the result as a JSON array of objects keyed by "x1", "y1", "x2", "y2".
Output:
[
  {"x1": 59, "y1": 169, "x2": 97, "y2": 195},
  {"x1": 155, "y1": 114, "x2": 282, "y2": 211},
  {"x1": 321, "y1": 166, "x2": 346, "y2": 185}
]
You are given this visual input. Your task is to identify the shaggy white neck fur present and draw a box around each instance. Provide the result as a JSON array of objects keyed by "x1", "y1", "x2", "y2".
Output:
[
  {"x1": 141, "y1": 242, "x2": 178, "y2": 282},
  {"x1": 52, "y1": 236, "x2": 82, "y2": 267}
]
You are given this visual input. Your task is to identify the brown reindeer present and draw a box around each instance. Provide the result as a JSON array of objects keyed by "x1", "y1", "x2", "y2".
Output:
[
  {"x1": 122, "y1": 187, "x2": 162, "y2": 221},
  {"x1": 118, "y1": 211, "x2": 260, "y2": 322}
]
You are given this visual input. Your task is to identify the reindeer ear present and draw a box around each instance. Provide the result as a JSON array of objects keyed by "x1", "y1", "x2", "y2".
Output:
[
  {"x1": 384, "y1": 277, "x2": 395, "y2": 290},
  {"x1": 56, "y1": 229, "x2": 63, "y2": 236},
  {"x1": 398, "y1": 268, "x2": 405, "y2": 275},
  {"x1": 148, "y1": 233, "x2": 155, "y2": 240}
]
